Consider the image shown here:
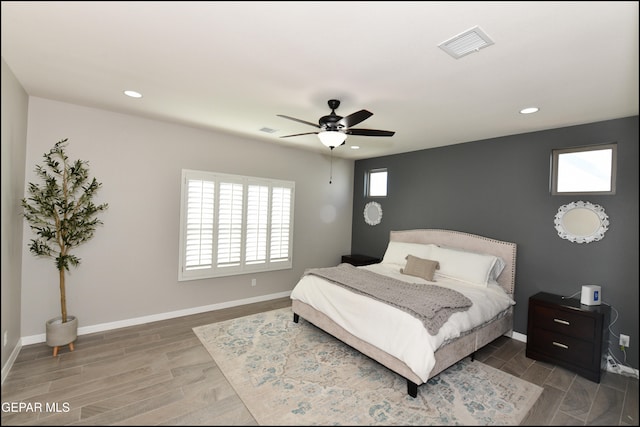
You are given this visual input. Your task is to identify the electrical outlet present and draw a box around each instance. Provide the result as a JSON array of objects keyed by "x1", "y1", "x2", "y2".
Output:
[
  {"x1": 620, "y1": 334, "x2": 630, "y2": 347},
  {"x1": 251, "y1": 278, "x2": 257, "y2": 287}
]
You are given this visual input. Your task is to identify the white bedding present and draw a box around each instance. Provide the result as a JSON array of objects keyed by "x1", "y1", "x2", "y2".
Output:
[{"x1": 290, "y1": 262, "x2": 515, "y2": 382}]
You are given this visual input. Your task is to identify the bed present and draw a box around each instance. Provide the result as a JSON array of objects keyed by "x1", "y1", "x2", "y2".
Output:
[{"x1": 290, "y1": 229, "x2": 517, "y2": 397}]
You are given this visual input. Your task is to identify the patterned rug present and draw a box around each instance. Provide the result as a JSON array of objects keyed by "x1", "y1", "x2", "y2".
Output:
[{"x1": 193, "y1": 307, "x2": 542, "y2": 425}]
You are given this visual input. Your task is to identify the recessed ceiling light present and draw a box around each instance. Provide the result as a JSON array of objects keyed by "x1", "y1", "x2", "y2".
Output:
[
  {"x1": 520, "y1": 107, "x2": 539, "y2": 114},
  {"x1": 350, "y1": 146, "x2": 360, "y2": 150},
  {"x1": 124, "y1": 90, "x2": 142, "y2": 98}
]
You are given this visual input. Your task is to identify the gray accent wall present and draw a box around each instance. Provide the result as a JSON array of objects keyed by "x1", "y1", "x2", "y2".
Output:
[{"x1": 352, "y1": 116, "x2": 639, "y2": 371}]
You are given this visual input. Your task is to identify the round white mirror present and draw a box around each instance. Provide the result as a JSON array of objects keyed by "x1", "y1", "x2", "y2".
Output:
[
  {"x1": 554, "y1": 201, "x2": 609, "y2": 243},
  {"x1": 364, "y1": 201, "x2": 382, "y2": 226}
]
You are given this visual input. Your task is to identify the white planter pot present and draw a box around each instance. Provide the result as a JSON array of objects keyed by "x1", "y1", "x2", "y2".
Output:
[{"x1": 45, "y1": 316, "x2": 78, "y2": 347}]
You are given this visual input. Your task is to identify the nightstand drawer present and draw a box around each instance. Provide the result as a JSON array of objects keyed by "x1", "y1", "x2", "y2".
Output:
[
  {"x1": 530, "y1": 304, "x2": 596, "y2": 340},
  {"x1": 528, "y1": 328, "x2": 596, "y2": 369}
]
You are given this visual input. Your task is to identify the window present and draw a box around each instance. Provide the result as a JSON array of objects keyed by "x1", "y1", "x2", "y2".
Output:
[
  {"x1": 366, "y1": 168, "x2": 387, "y2": 197},
  {"x1": 550, "y1": 143, "x2": 617, "y2": 195},
  {"x1": 179, "y1": 170, "x2": 294, "y2": 281}
]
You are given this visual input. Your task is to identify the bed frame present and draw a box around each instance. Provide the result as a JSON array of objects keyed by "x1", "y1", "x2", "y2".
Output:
[{"x1": 292, "y1": 229, "x2": 517, "y2": 397}]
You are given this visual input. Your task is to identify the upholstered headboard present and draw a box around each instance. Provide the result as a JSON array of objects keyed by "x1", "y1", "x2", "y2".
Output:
[{"x1": 389, "y1": 229, "x2": 517, "y2": 297}]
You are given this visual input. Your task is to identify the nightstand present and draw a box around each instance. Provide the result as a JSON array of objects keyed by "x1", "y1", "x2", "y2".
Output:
[
  {"x1": 526, "y1": 291, "x2": 610, "y2": 383},
  {"x1": 341, "y1": 254, "x2": 381, "y2": 266}
]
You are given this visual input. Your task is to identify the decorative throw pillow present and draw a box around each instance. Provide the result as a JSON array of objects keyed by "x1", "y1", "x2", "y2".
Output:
[{"x1": 400, "y1": 254, "x2": 440, "y2": 281}]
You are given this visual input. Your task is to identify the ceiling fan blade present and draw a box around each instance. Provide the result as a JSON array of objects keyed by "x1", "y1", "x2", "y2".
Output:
[
  {"x1": 277, "y1": 114, "x2": 320, "y2": 128},
  {"x1": 337, "y1": 109, "x2": 373, "y2": 128},
  {"x1": 346, "y1": 128, "x2": 395, "y2": 137},
  {"x1": 280, "y1": 131, "x2": 319, "y2": 138}
]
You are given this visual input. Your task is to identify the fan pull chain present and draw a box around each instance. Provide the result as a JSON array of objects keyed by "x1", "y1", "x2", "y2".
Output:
[{"x1": 329, "y1": 147, "x2": 334, "y2": 184}]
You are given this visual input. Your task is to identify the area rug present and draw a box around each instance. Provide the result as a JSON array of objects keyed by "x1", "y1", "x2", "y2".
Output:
[{"x1": 193, "y1": 307, "x2": 542, "y2": 425}]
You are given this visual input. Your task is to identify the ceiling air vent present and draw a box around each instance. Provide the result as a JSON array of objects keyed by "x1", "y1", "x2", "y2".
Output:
[{"x1": 438, "y1": 26, "x2": 494, "y2": 59}]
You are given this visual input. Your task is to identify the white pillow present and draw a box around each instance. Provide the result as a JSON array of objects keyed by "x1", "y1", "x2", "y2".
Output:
[
  {"x1": 381, "y1": 241, "x2": 437, "y2": 267},
  {"x1": 429, "y1": 245, "x2": 504, "y2": 287}
]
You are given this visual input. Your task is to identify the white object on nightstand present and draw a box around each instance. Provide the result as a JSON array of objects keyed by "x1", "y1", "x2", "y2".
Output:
[{"x1": 581, "y1": 284, "x2": 601, "y2": 306}]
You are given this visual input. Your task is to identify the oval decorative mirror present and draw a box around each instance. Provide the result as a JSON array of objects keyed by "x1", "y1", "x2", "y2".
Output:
[
  {"x1": 554, "y1": 201, "x2": 609, "y2": 243},
  {"x1": 364, "y1": 201, "x2": 382, "y2": 226}
]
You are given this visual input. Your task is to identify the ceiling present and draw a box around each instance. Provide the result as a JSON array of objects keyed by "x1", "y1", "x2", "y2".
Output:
[{"x1": 2, "y1": 1, "x2": 638, "y2": 160}]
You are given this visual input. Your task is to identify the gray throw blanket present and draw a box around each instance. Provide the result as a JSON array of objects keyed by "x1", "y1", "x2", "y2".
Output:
[{"x1": 304, "y1": 263, "x2": 472, "y2": 335}]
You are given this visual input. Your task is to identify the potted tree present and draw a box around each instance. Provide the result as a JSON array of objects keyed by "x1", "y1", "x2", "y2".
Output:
[{"x1": 22, "y1": 138, "x2": 108, "y2": 356}]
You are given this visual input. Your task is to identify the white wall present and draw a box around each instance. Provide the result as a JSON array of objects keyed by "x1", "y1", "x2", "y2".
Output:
[
  {"x1": 20, "y1": 97, "x2": 354, "y2": 338},
  {"x1": 1, "y1": 58, "x2": 28, "y2": 372}
]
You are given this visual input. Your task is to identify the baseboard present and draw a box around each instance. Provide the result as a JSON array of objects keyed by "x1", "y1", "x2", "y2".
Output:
[
  {"x1": 20, "y1": 291, "x2": 292, "y2": 346},
  {"x1": 511, "y1": 331, "x2": 527, "y2": 343},
  {"x1": 1, "y1": 340, "x2": 22, "y2": 385}
]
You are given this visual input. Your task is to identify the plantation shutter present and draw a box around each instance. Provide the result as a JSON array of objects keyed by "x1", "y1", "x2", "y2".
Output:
[
  {"x1": 217, "y1": 181, "x2": 244, "y2": 267},
  {"x1": 270, "y1": 186, "x2": 292, "y2": 262},
  {"x1": 184, "y1": 179, "x2": 215, "y2": 270},
  {"x1": 246, "y1": 184, "x2": 269, "y2": 264}
]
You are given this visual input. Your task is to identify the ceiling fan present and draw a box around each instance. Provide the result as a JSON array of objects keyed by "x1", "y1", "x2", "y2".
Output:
[{"x1": 277, "y1": 99, "x2": 395, "y2": 149}]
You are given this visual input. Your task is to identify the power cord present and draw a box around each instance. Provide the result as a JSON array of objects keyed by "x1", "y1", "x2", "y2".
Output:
[
  {"x1": 560, "y1": 291, "x2": 581, "y2": 299},
  {"x1": 602, "y1": 301, "x2": 637, "y2": 378}
]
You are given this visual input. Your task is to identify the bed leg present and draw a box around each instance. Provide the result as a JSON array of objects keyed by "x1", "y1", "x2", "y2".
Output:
[
  {"x1": 471, "y1": 352, "x2": 475, "y2": 362},
  {"x1": 407, "y1": 380, "x2": 418, "y2": 398},
  {"x1": 293, "y1": 313, "x2": 299, "y2": 323}
]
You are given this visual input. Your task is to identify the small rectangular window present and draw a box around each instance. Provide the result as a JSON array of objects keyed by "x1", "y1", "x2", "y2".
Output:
[
  {"x1": 367, "y1": 168, "x2": 387, "y2": 197},
  {"x1": 551, "y1": 143, "x2": 617, "y2": 195}
]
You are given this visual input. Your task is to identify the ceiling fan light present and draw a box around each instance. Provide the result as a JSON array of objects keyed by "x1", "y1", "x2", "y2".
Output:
[{"x1": 318, "y1": 131, "x2": 347, "y2": 148}]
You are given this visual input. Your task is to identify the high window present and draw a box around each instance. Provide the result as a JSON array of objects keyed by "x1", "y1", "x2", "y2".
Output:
[
  {"x1": 179, "y1": 170, "x2": 294, "y2": 281},
  {"x1": 366, "y1": 168, "x2": 388, "y2": 197},
  {"x1": 551, "y1": 143, "x2": 617, "y2": 195}
]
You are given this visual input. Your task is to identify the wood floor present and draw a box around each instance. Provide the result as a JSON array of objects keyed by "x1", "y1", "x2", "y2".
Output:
[{"x1": 1, "y1": 297, "x2": 637, "y2": 425}]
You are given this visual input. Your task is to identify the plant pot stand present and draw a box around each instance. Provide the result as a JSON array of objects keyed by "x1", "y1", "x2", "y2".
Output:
[
  {"x1": 52, "y1": 342, "x2": 75, "y2": 357},
  {"x1": 46, "y1": 316, "x2": 78, "y2": 357}
]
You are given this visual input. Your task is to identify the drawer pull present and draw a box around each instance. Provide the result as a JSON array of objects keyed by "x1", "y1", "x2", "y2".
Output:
[
  {"x1": 552, "y1": 341, "x2": 569, "y2": 349},
  {"x1": 553, "y1": 318, "x2": 570, "y2": 325}
]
